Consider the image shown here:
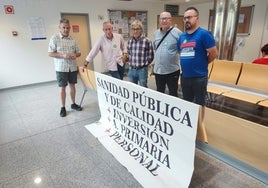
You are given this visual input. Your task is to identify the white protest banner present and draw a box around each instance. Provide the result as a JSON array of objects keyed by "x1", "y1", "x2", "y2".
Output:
[{"x1": 85, "y1": 72, "x2": 200, "y2": 188}]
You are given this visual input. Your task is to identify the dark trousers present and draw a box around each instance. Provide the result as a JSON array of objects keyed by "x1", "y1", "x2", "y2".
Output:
[
  {"x1": 154, "y1": 70, "x2": 180, "y2": 97},
  {"x1": 109, "y1": 64, "x2": 125, "y2": 80},
  {"x1": 180, "y1": 76, "x2": 208, "y2": 106}
]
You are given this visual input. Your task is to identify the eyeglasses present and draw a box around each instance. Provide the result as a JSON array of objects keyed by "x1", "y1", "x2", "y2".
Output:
[
  {"x1": 131, "y1": 28, "x2": 141, "y2": 31},
  {"x1": 183, "y1": 15, "x2": 198, "y2": 21},
  {"x1": 160, "y1": 17, "x2": 171, "y2": 21}
]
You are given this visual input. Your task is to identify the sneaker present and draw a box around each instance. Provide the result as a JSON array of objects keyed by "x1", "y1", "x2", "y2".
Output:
[
  {"x1": 71, "y1": 103, "x2": 82, "y2": 111},
  {"x1": 60, "y1": 107, "x2": 66, "y2": 117}
]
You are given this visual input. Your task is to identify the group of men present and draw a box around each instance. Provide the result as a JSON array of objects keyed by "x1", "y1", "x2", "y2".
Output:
[{"x1": 48, "y1": 6, "x2": 218, "y2": 123}]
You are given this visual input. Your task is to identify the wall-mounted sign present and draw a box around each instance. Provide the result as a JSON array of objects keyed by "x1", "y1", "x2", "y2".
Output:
[
  {"x1": 4, "y1": 5, "x2": 14, "y2": 14},
  {"x1": 28, "y1": 17, "x2": 47, "y2": 40},
  {"x1": 72, "y1": 25, "x2": 79, "y2": 33}
]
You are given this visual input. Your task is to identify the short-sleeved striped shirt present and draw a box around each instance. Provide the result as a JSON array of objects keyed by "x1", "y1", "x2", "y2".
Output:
[{"x1": 48, "y1": 33, "x2": 80, "y2": 72}]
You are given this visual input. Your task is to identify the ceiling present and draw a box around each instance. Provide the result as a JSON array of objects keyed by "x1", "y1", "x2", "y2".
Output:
[{"x1": 119, "y1": 0, "x2": 213, "y2": 5}]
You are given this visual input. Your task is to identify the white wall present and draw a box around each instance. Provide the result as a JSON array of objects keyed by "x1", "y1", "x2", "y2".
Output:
[
  {"x1": 1, "y1": 0, "x2": 267, "y2": 89},
  {"x1": 234, "y1": 0, "x2": 268, "y2": 62},
  {"x1": 0, "y1": 0, "x2": 163, "y2": 89}
]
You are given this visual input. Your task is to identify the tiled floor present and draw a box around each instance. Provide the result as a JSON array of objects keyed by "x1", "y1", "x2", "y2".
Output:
[{"x1": 0, "y1": 77, "x2": 267, "y2": 188}]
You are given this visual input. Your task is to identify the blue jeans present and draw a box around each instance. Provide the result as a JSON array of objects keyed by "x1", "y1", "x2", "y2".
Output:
[
  {"x1": 128, "y1": 66, "x2": 148, "y2": 87},
  {"x1": 109, "y1": 64, "x2": 125, "y2": 80},
  {"x1": 180, "y1": 76, "x2": 208, "y2": 106}
]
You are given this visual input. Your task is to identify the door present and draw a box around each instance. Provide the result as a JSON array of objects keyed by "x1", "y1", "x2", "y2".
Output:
[
  {"x1": 172, "y1": 16, "x2": 184, "y2": 31},
  {"x1": 61, "y1": 13, "x2": 93, "y2": 69}
]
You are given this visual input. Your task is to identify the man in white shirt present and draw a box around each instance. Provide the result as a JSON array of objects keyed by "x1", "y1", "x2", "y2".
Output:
[{"x1": 83, "y1": 21, "x2": 127, "y2": 80}]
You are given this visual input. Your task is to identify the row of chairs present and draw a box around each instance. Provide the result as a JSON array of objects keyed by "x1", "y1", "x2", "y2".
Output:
[
  {"x1": 78, "y1": 61, "x2": 268, "y2": 107},
  {"x1": 207, "y1": 59, "x2": 268, "y2": 107}
]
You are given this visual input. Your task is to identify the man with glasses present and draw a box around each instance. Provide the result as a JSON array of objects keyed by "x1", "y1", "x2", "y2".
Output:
[
  {"x1": 178, "y1": 7, "x2": 218, "y2": 124},
  {"x1": 127, "y1": 20, "x2": 154, "y2": 87},
  {"x1": 153, "y1": 11, "x2": 182, "y2": 97}
]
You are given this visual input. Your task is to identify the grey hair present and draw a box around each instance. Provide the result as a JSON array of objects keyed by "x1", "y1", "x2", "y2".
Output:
[
  {"x1": 60, "y1": 18, "x2": 69, "y2": 24},
  {"x1": 131, "y1": 20, "x2": 143, "y2": 31}
]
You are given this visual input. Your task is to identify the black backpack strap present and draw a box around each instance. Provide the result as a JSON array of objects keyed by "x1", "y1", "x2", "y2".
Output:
[{"x1": 156, "y1": 27, "x2": 173, "y2": 50}]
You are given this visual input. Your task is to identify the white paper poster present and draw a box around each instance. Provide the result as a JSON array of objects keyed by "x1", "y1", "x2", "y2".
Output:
[{"x1": 27, "y1": 17, "x2": 46, "y2": 40}]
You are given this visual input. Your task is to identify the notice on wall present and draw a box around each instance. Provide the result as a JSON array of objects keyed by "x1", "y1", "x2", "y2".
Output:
[
  {"x1": 239, "y1": 14, "x2": 245, "y2": 23},
  {"x1": 72, "y1": 25, "x2": 79, "y2": 33},
  {"x1": 27, "y1": 17, "x2": 46, "y2": 40},
  {"x1": 85, "y1": 72, "x2": 200, "y2": 188},
  {"x1": 108, "y1": 9, "x2": 148, "y2": 40}
]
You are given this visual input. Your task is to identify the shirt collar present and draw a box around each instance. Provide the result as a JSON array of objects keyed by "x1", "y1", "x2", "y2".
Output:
[
  {"x1": 133, "y1": 34, "x2": 144, "y2": 41},
  {"x1": 59, "y1": 33, "x2": 70, "y2": 39},
  {"x1": 105, "y1": 34, "x2": 113, "y2": 41},
  {"x1": 160, "y1": 26, "x2": 172, "y2": 32}
]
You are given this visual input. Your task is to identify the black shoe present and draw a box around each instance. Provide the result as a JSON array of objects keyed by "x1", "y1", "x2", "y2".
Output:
[
  {"x1": 71, "y1": 103, "x2": 82, "y2": 111},
  {"x1": 60, "y1": 107, "x2": 66, "y2": 117}
]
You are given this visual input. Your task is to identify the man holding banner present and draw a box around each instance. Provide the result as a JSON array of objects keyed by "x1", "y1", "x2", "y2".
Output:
[{"x1": 83, "y1": 21, "x2": 128, "y2": 80}]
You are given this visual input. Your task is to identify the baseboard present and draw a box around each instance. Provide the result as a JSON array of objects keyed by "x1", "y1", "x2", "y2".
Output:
[{"x1": 196, "y1": 141, "x2": 268, "y2": 185}]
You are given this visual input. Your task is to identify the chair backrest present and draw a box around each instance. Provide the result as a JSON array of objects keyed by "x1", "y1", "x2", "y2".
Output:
[
  {"x1": 208, "y1": 61, "x2": 214, "y2": 78},
  {"x1": 209, "y1": 59, "x2": 243, "y2": 85},
  {"x1": 237, "y1": 63, "x2": 268, "y2": 92}
]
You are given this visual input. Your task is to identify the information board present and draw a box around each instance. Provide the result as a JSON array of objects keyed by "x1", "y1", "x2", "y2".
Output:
[{"x1": 108, "y1": 9, "x2": 148, "y2": 40}]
